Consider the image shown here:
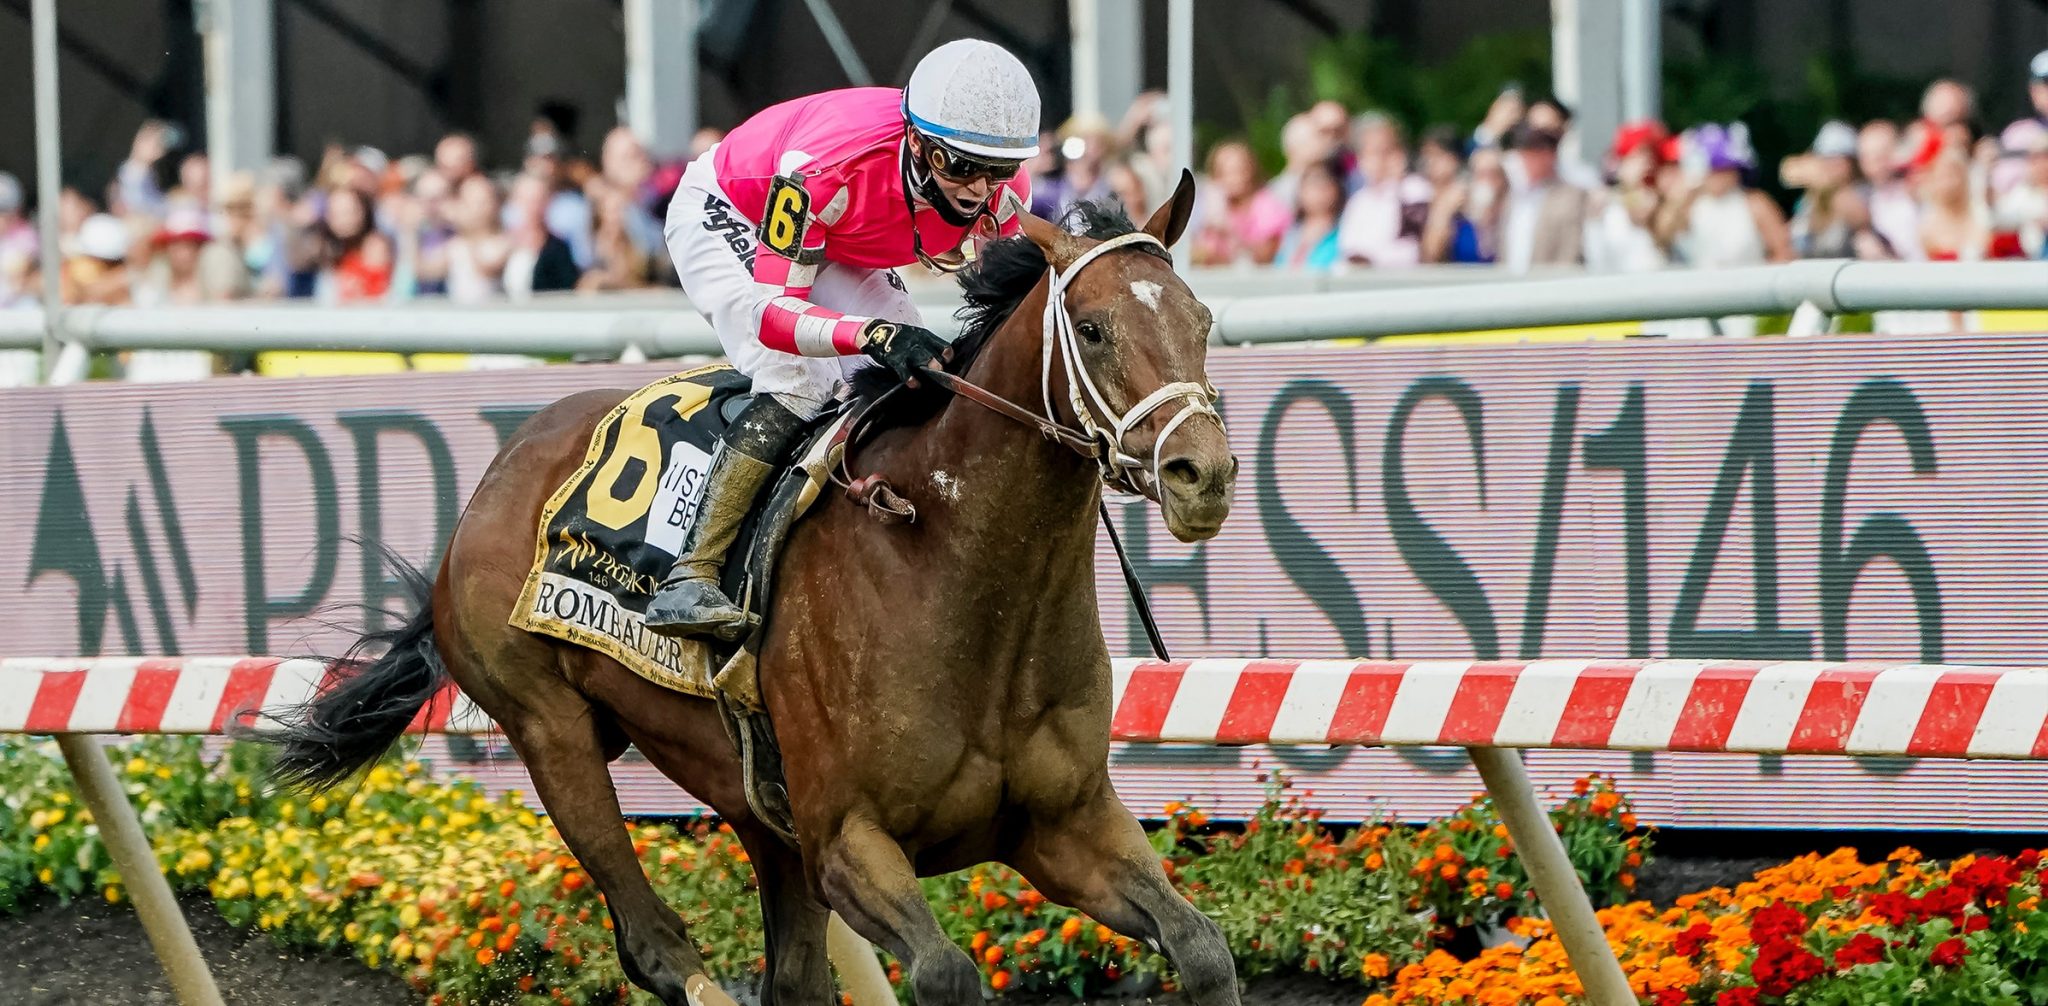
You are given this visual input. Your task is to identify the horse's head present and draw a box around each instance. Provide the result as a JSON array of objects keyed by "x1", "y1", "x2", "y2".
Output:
[{"x1": 1018, "y1": 171, "x2": 1237, "y2": 542}]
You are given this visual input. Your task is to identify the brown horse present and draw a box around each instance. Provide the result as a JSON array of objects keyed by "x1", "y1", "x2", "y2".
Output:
[{"x1": 258, "y1": 173, "x2": 1240, "y2": 1005}]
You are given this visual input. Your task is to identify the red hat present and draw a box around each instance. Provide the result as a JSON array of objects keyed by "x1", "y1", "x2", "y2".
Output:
[
  {"x1": 1609, "y1": 120, "x2": 1670, "y2": 163},
  {"x1": 152, "y1": 205, "x2": 211, "y2": 246}
]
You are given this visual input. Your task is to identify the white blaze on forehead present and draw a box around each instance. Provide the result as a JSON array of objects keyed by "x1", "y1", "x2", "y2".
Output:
[{"x1": 1130, "y1": 280, "x2": 1164, "y2": 310}]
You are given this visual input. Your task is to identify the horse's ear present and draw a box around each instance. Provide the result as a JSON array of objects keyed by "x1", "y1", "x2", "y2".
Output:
[
  {"x1": 1019, "y1": 210, "x2": 1086, "y2": 271},
  {"x1": 1143, "y1": 169, "x2": 1197, "y2": 247}
]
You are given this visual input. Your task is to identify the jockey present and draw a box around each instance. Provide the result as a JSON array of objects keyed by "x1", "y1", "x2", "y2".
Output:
[{"x1": 645, "y1": 39, "x2": 1039, "y2": 641}]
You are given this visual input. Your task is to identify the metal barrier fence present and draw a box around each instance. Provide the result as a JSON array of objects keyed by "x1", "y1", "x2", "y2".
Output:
[
  {"x1": 6, "y1": 259, "x2": 2047, "y2": 363},
  {"x1": 10, "y1": 654, "x2": 2048, "y2": 1006}
]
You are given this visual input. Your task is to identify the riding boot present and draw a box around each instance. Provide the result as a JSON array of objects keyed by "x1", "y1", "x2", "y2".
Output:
[{"x1": 643, "y1": 394, "x2": 807, "y2": 641}]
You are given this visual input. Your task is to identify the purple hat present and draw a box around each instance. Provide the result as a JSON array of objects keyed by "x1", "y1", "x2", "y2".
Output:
[{"x1": 1691, "y1": 123, "x2": 1757, "y2": 173}]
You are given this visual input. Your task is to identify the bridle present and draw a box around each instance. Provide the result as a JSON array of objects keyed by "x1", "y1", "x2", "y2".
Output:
[{"x1": 836, "y1": 229, "x2": 1222, "y2": 517}]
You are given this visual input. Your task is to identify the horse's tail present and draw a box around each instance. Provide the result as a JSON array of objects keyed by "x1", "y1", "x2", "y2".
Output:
[{"x1": 247, "y1": 546, "x2": 449, "y2": 792}]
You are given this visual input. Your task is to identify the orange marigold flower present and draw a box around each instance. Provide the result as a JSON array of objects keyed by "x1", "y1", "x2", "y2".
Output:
[
  {"x1": 1496, "y1": 882, "x2": 1514, "y2": 900},
  {"x1": 1095, "y1": 924, "x2": 1114, "y2": 943},
  {"x1": 475, "y1": 948, "x2": 496, "y2": 966},
  {"x1": 1441, "y1": 863, "x2": 1459, "y2": 881},
  {"x1": 1362, "y1": 952, "x2": 1390, "y2": 978},
  {"x1": 970, "y1": 931, "x2": 990, "y2": 952},
  {"x1": 1467, "y1": 867, "x2": 1490, "y2": 882},
  {"x1": 983, "y1": 944, "x2": 1005, "y2": 965},
  {"x1": 1060, "y1": 918, "x2": 1084, "y2": 943},
  {"x1": 1365, "y1": 852, "x2": 1384, "y2": 870},
  {"x1": 989, "y1": 970, "x2": 1011, "y2": 991}
]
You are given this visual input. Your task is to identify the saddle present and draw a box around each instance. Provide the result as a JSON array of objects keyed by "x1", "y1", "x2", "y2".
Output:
[{"x1": 510, "y1": 365, "x2": 849, "y2": 843}]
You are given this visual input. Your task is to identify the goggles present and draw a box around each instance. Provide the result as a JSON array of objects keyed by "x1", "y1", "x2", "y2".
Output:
[{"x1": 919, "y1": 136, "x2": 1023, "y2": 184}]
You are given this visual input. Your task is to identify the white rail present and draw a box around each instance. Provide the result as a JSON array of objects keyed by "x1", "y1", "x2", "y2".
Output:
[{"x1": 3, "y1": 260, "x2": 2045, "y2": 360}]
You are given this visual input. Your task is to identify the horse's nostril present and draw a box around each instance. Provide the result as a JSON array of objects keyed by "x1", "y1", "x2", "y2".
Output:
[{"x1": 1162, "y1": 457, "x2": 1201, "y2": 488}]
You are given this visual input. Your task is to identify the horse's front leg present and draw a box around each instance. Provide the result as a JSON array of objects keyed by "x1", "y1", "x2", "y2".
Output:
[
  {"x1": 1010, "y1": 789, "x2": 1241, "y2": 1005},
  {"x1": 814, "y1": 816, "x2": 981, "y2": 1004}
]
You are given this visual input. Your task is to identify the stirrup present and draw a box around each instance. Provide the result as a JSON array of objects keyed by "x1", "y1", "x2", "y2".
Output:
[{"x1": 644, "y1": 576, "x2": 756, "y2": 641}]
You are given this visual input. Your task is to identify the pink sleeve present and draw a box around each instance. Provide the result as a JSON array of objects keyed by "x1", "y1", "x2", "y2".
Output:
[{"x1": 751, "y1": 175, "x2": 871, "y2": 357}]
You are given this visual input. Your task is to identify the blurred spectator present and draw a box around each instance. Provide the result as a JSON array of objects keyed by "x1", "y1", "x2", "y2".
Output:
[
  {"x1": 504, "y1": 174, "x2": 581, "y2": 298},
  {"x1": 1036, "y1": 114, "x2": 1115, "y2": 220},
  {"x1": 446, "y1": 174, "x2": 510, "y2": 303},
  {"x1": 1657, "y1": 123, "x2": 1791, "y2": 267},
  {"x1": 1274, "y1": 156, "x2": 1347, "y2": 269},
  {"x1": 391, "y1": 168, "x2": 454, "y2": 298},
  {"x1": 1346, "y1": 111, "x2": 1401, "y2": 191},
  {"x1": 305, "y1": 186, "x2": 393, "y2": 303},
  {"x1": 1585, "y1": 120, "x2": 1669, "y2": 272},
  {"x1": 1339, "y1": 124, "x2": 1432, "y2": 267},
  {"x1": 135, "y1": 204, "x2": 247, "y2": 305},
  {"x1": 1995, "y1": 130, "x2": 2048, "y2": 257},
  {"x1": 1920, "y1": 78, "x2": 1977, "y2": 131},
  {"x1": 1104, "y1": 157, "x2": 1152, "y2": 221},
  {"x1": 1858, "y1": 120, "x2": 1922, "y2": 258},
  {"x1": 1190, "y1": 141, "x2": 1290, "y2": 266},
  {"x1": 435, "y1": 132, "x2": 480, "y2": 188},
  {"x1": 1500, "y1": 124, "x2": 1587, "y2": 272},
  {"x1": 1782, "y1": 121, "x2": 1864, "y2": 258},
  {"x1": 1525, "y1": 97, "x2": 1602, "y2": 190},
  {"x1": 170, "y1": 152, "x2": 212, "y2": 214},
  {"x1": 689, "y1": 127, "x2": 726, "y2": 159},
  {"x1": 1417, "y1": 127, "x2": 1464, "y2": 191},
  {"x1": 1306, "y1": 100, "x2": 1356, "y2": 179},
  {"x1": 63, "y1": 213, "x2": 133, "y2": 304},
  {"x1": 1916, "y1": 150, "x2": 2019, "y2": 259},
  {"x1": 116, "y1": 121, "x2": 177, "y2": 219},
  {"x1": 0, "y1": 172, "x2": 37, "y2": 307},
  {"x1": 579, "y1": 178, "x2": 659, "y2": 292},
  {"x1": 1423, "y1": 146, "x2": 1507, "y2": 264},
  {"x1": 1470, "y1": 86, "x2": 1527, "y2": 152},
  {"x1": 1121, "y1": 91, "x2": 1180, "y2": 212},
  {"x1": 1267, "y1": 113, "x2": 1339, "y2": 210},
  {"x1": 2003, "y1": 50, "x2": 2048, "y2": 145},
  {"x1": 520, "y1": 132, "x2": 594, "y2": 270}
]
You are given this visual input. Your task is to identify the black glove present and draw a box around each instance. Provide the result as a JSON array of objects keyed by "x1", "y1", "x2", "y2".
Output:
[{"x1": 857, "y1": 319, "x2": 952, "y2": 382}]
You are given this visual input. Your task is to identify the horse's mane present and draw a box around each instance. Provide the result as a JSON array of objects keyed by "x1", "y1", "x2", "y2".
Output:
[{"x1": 846, "y1": 200, "x2": 1169, "y2": 426}]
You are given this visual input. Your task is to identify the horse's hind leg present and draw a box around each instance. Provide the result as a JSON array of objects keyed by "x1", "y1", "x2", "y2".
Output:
[
  {"x1": 1011, "y1": 793, "x2": 1241, "y2": 1005},
  {"x1": 817, "y1": 818, "x2": 981, "y2": 1004},
  {"x1": 495, "y1": 697, "x2": 737, "y2": 1006}
]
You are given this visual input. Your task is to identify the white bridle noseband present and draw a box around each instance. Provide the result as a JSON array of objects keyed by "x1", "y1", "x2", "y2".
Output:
[{"x1": 1039, "y1": 231, "x2": 1222, "y2": 498}]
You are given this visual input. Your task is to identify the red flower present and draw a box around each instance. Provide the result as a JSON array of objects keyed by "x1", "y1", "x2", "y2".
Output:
[
  {"x1": 2018, "y1": 849, "x2": 2041, "y2": 871},
  {"x1": 1929, "y1": 937, "x2": 1969, "y2": 968},
  {"x1": 1673, "y1": 923, "x2": 1713, "y2": 957},
  {"x1": 1749, "y1": 902, "x2": 1810, "y2": 944},
  {"x1": 1964, "y1": 913, "x2": 1990, "y2": 934},
  {"x1": 1752, "y1": 938, "x2": 1826, "y2": 996},
  {"x1": 1653, "y1": 990, "x2": 1688, "y2": 1006},
  {"x1": 1833, "y1": 932, "x2": 1886, "y2": 970},
  {"x1": 1716, "y1": 987, "x2": 1761, "y2": 1006}
]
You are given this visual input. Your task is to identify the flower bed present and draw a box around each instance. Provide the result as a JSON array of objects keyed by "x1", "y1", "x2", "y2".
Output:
[{"x1": 2, "y1": 736, "x2": 1659, "y2": 1003}]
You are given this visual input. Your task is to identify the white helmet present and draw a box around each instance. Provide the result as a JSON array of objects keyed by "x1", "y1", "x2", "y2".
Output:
[{"x1": 904, "y1": 39, "x2": 1041, "y2": 160}]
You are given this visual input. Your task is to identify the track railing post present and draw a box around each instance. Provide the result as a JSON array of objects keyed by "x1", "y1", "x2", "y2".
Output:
[
  {"x1": 827, "y1": 912, "x2": 894, "y2": 1005},
  {"x1": 54, "y1": 735, "x2": 227, "y2": 1006},
  {"x1": 1467, "y1": 746, "x2": 1633, "y2": 1006}
]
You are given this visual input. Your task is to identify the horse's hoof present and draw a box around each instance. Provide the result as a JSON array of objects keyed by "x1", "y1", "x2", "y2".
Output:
[{"x1": 684, "y1": 973, "x2": 739, "y2": 1006}]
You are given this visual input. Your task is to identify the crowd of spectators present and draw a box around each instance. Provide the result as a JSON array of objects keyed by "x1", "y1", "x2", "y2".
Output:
[
  {"x1": 2, "y1": 52, "x2": 2046, "y2": 325},
  {"x1": 0, "y1": 115, "x2": 727, "y2": 315},
  {"x1": 1035, "y1": 52, "x2": 2048, "y2": 274}
]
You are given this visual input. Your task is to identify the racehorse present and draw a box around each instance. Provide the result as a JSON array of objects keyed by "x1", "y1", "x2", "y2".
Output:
[{"x1": 257, "y1": 173, "x2": 1241, "y2": 1006}]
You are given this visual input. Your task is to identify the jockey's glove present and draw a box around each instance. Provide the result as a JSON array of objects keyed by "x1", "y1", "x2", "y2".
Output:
[{"x1": 857, "y1": 319, "x2": 953, "y2": 383}]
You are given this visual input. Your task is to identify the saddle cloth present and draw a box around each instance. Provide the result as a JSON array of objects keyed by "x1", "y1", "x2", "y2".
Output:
[{"x1": 510, "y1": 365, "x2": 847, "y2": 699}]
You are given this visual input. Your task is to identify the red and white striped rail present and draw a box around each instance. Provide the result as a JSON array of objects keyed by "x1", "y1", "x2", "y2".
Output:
[{"x1": 8, "y1": 656, "x2": 2048, "y2": 760}]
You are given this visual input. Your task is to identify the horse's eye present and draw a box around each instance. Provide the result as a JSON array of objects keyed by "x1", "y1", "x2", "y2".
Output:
[{"x1": 1077, "y1": 320, "x2": 1105, "y2": 344}]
